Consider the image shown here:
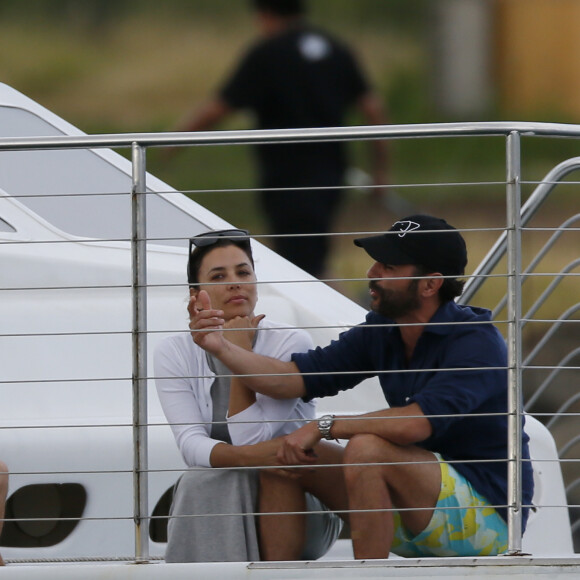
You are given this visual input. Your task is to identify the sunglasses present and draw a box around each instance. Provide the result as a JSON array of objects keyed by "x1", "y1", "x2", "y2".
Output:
[{"x1": 189, "y1": 228, "x2": 251, "y2": 252}]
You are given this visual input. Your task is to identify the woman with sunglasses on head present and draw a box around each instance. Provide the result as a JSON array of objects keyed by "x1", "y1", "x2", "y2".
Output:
[{"x1": 154, "y1": 229, "x2": 341, "y2": 563}]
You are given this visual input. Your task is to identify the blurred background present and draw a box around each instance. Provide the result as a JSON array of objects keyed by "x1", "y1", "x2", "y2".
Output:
[
  {"x1": 1, "y1": 0, "x2": 578, "y2": 299},
  {"x1": 2, "y1": 0, "x2": 578, "y2": 313},
  {"x1": 5, "y1": 0, "x2": 578, "y2": 286},
  {"x1": 2, "y1": 0, "x2": 579, "y2": 211}
]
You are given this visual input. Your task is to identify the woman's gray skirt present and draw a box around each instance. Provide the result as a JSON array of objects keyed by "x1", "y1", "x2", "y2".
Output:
[{"x1": 164, "y1": 468, "x2": 343, "y2": 563}]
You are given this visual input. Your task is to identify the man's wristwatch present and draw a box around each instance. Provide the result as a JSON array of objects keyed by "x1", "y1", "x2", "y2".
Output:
[{"x1": 317, "y1": 414, "x2": 335, "y2": 440}]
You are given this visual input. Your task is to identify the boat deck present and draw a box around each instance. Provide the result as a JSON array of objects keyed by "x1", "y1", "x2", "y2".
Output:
[{"x1": 4, "y1": 555, "x2": 580, "y2": 579}]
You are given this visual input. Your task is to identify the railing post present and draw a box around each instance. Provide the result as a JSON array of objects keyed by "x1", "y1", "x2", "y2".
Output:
[
  {"x1": 131, "y1": 142, "x2": 149, "y2": 561},
  {"x1": 506, "y1": 131, "x2": 523, "y2": 554}
]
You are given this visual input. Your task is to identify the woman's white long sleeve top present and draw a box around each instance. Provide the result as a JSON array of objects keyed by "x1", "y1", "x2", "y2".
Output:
[{"x1": 154, "y1": 319, "x2": 315, "y2": 468}]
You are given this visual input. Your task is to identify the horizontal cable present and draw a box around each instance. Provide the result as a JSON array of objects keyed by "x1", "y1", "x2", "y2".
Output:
[
  {"x1": 3, "y1": 456, "x2": 536, "y2": 478},
  {"x1": 3, "y1": 179, "x2": 508, "y2": 201},
  {"x1": 2, "y1": 365, "x2": 578, "y2": 386}
]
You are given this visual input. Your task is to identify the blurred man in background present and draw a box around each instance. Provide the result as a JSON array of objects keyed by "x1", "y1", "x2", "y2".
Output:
[{"x1": 175, "y1": 0, "x2": 389, "y2": 278}]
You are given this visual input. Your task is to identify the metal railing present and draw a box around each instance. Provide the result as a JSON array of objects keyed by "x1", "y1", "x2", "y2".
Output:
[{"x1": 1, "y1": 121, "x2": 579, "y2": 563}]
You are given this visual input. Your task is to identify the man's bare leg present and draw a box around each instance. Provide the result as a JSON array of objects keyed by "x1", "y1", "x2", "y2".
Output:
[
  {"x1": 342, "y1": 434, "x2": 441, "y2": 559},
  {"x1": 0, "y1": 461, "x2": 8, "y2": 566},
  {"x1": 258, "y1": 442, "x2": 349, "y2": 560}
]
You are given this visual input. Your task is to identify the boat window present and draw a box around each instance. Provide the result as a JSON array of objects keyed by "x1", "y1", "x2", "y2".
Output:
[
  {"x1": 0, "y1": 216, "x2": 16, "y2": 232},
  {"x1": 0, "y1": 106, "x2": 207, "y2": 247},
  {"x1": 0, "y1": 483, "x2": 87, "y2": 547},
  {"x1": 149, "y1": 484, "x2": 175, "y2": 543}
]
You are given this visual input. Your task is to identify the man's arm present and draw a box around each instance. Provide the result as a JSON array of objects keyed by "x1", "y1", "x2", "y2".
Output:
[
  {"x1": 161, "y1": 97, "x2": 233, "y2": 159},
  {"x1": 190, "y1": 291, "x2": 306, "y2": 399},
  {"x1": 279, "y1": 403, "x2": 432, "y2": 465},
  {"x1": 218, "y1": 339, "x2": 306, "y2": 399},
  {"x1": 333, "y1": 403, "x2": 432, "y2": 445},
  {"x1": 177, "y1": 97, "x2": 233, "y2": 133},
  {"x1": 223, "y1": 314, "x2": 264, "y2": 417}
]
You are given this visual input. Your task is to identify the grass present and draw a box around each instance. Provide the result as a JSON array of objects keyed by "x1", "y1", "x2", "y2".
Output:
[{"x1": 3, "y1": 6, "x2": 579, "y2": 177}]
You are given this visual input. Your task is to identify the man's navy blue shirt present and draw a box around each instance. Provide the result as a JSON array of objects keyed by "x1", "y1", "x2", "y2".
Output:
[{"x1": 292, "y1": 301, "x2": 534, "y2": 527}]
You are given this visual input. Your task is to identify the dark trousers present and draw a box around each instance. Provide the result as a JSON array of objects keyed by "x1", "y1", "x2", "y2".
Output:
[{"x1": 259, "y1": 187, "x2": 343, "y2": 278}]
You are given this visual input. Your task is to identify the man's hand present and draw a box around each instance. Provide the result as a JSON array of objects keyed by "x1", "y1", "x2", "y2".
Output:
[
  {"x1": 188, "y1": 290, "x2": 226, "y2": 354},
  {"x1": 189, "y1": 291, "x2": 306, "y2": 401},
  {"x1": 277, "y1": 422, "x2": 321, "y2": 466}
]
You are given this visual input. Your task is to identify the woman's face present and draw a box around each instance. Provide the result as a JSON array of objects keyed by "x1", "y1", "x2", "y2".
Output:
[{"x1": 192, "y1": 244, "x2": 258, "y2": 320}]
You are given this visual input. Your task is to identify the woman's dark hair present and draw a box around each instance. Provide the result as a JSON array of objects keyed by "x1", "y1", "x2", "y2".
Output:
[
  {"x1": 187, "y1": 238, "x2": 255, "y2": 289},
  {"x1": 251, "y1": 0, "x2": 305, "y2": 17},
  {"x1": 414, "y1": 265, "x2": 465, "y2": 303}
]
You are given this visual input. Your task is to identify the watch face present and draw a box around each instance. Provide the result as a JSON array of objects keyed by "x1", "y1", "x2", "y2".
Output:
[{"x1": 318, "y1": 415, "x2": 334, "y2": 438}]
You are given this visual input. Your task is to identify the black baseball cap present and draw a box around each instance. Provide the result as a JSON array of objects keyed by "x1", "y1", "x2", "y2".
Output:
[{"x1": 354, "y1": 215, "x2": 467, "y2": 276}]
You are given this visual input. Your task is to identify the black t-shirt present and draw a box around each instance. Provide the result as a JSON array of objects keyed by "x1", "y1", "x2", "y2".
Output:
[{"x1": 220, "y1": 24, "x2": 370, "y2": 187}]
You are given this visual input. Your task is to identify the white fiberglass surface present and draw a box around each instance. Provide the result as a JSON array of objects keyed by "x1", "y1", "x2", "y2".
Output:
[
  {"x1": 0, "y1": 106, "x2": 205, "y2": 246},
  {"x1": 0, "y1": 215, "x2": 16, "y2": 232}
]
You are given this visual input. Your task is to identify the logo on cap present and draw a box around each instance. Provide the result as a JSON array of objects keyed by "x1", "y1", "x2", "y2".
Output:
[{"x1": 392, "y1": 220, "x2": 420, "y2": 238}]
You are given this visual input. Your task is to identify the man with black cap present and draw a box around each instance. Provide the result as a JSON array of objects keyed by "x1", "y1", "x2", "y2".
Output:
[{"x1": 190, "y1": 214, "x2": 534, "y2": 560}]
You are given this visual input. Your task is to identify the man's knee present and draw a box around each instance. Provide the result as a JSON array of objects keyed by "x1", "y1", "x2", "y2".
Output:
[
  {"x1": 342, "y1": 434, "x2": 432, "y2": 490},
  {"x1": 342, "y1": 434, "x2": 392, "y2": 489},
  {"x1": 343, "y1": 433, "x2": 396, "y2": 468}
]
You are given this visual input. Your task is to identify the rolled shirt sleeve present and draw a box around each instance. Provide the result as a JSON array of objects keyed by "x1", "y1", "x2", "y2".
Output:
[{"x1": 292, "y1": 323, "x2": 378, "y2": 401}]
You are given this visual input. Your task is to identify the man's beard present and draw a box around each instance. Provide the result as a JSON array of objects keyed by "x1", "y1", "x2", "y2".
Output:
[{"x1": 369, "y1": 279, "x2": 421, "y2": 319}]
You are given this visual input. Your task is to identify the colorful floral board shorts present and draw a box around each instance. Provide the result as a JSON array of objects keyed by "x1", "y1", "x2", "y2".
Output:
[{"x1": 391, "y1": 454, "x2": 508, "y2": 557}]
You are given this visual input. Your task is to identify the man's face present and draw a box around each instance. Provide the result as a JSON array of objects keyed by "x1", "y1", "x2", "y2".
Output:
[{"x1": 367, "y1": 263, "x2": 421, "y2": 319}]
